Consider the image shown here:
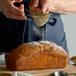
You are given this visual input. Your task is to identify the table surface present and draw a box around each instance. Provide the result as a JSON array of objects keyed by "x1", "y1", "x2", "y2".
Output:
[
  {"x1": 0, "y1": 54, "x2": 76, "y2": 76},
  {"x1": 0, "y1": 65, "x2": 76, "y2": 76}
]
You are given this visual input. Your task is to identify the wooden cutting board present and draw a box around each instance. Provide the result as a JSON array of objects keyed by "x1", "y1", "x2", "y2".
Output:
[{"x1": 0, "y1": 65, "x2": 76, "y2": 76}]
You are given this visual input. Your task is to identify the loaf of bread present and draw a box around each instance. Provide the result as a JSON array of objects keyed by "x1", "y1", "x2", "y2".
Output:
[{"x1": 5, "y1": 41, "x2": 68, "y2": 71}]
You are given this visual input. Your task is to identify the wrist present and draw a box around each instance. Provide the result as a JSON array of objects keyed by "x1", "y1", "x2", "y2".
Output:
[{"x1": 50, "y1": 0, "x2": 66, "y2": 14}]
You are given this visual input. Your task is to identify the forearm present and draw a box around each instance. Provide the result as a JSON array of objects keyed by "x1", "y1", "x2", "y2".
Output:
[
  {"x1": 52, "y1": 0, "x2": 76, "y2": 14},
  {"x1": 0, "y1": 0, "x2": 2, "y2": 12},
  {"x1": 0, "y1": 8, "x2": 2, "y2": 12}
]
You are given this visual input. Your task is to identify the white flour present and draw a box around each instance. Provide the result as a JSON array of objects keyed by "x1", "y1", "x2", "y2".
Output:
[{"x1": 33, "y1": 25, "x2": 44, "y2": 40}]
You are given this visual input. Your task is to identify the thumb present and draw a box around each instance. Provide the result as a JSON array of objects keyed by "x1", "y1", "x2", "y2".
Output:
[
  {"x1": 19, "y1": 4, "x2": 24, "y2": 12},
  {"x1": 33, "y1": 0, "x2": 39, "y2": 7},
  {"x1": 40, "y1": 0, "x2": 48, "y2": 13}
]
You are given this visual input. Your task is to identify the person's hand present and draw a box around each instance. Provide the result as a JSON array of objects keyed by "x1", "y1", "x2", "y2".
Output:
[
  {"x1": 29, "y1": 0, "x2": 58, "y2": 14},
  {"x1": 29, "y1": 0, "x2": 43, "y2": 14},
  {"x1": 0, "y1": 0, "x2": 27, "y2": 20},
  {"x1": 29, "y1": 0, "x2": 69, "y2": 14},
  {"x1": 39, "y1": 0, "x2": 65, "y2": 14},
  {"x1": 30, "y1": 0, "x2": 59, "y2": 13},
  {"x1": 39, "y1": 0, "x2": 53, "y2": 14},
  {"x1": 29, "y1": 0, "x2": 54, "y2": 14}
]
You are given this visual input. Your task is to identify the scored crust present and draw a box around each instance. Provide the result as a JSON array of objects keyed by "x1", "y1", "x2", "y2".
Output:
[{"x1": 5, "y1": 41, "x2": 68, "y2": 71}]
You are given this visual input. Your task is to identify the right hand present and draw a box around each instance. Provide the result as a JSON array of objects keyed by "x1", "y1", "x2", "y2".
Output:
[
  {"x1": 29, "y1": 0, "x2": 42, "y2": 14},
  {"x1": 29, "y1": 0, "x2": 49, "y2": 14},
  {"x1": 0, "y1": 0, "x2": 27, "y2": 20}
]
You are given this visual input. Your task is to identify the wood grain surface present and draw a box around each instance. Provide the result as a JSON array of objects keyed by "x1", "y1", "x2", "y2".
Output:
[{"x1": 0, "y1": 65, "x2": 76, "y2": 76}]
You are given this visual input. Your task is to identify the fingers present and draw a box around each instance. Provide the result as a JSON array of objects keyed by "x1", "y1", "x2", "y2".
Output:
[
  {"x1": 40, "y1": 0, "x2": 49, "y2": 14},
  {"x1": 9, "y1": 5, "x2": 23, "y2": 15},
  {"x1": 10, "y1": 0, "x2": 22, "y2": 4},
  {"x1": 1, "y1": 0, "x2": 26, "y2": 20},
  {"x1": 29, "y1": 0, "x2": 42, "y2": 14},
  {"x1": 7, "y1": 3, "x2": 26, "y2": 18},
  {"x1": 3, "y1": 10, "x2": 27, "y2": 20},
  {"x1": 8, "y1": 0, "x2": 26, "y2": 20},
  {"x1": 4, "y1": 3, "x2": 26, "y2": 20},
  {"x1": 33, "y1": 0, "x2": 39, "y2": 7},
  {"x1": 30, "y1": 7, "x2": 42, "y2": 14},
  {"x1": 29, "y1": 0, "x2": 50, "y2": 14},
  {"x1": 10, "y1": 0, "x2": 24, "y2": 15},
  {"x1": 30, "y1": 0, "x2": 39, "y2": 8}
]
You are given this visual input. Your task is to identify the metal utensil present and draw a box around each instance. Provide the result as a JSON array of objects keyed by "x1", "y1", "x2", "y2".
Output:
[
  {"x1": 69, "y1": 56, "x2": 76, "y2": 66},
  {"x1": 0, "y1": 72, "x2": 33, "y2": 76},
  {"x1": 69, "y1": 60, "x2": 76, "y2": 66},
  {"x1": 53, "y1": 71, "x2": 76, "y2": 76},
  {"x1": 12, "y1": 72, "x2": 33, "y2": 76},
  {"x1": 0, "y1": 54, "x2": 5, "y2": 65}
]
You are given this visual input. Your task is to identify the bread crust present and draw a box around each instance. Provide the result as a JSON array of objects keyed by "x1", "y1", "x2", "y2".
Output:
[{"x1": 5, "y1": 41, "x2": 68, "y2": 71}]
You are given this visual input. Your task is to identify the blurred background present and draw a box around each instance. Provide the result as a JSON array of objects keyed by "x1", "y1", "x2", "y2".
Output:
[{"x1": 61, "y1": 14, "x2": 76, "y2": 58}]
